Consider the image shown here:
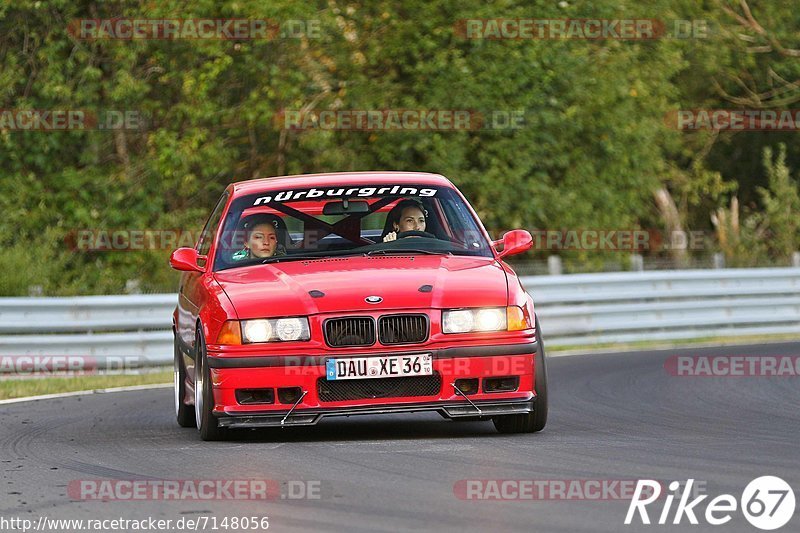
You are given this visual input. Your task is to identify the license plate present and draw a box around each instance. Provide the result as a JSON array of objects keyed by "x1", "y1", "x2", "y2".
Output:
[{"x1": 325, "y1": 354, "x2": 432, "y2": 380}]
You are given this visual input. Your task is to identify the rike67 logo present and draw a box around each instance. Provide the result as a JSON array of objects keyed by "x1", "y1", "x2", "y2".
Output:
[{"x1": 626, "y1": 477, "x2": 795, "y2": 530}]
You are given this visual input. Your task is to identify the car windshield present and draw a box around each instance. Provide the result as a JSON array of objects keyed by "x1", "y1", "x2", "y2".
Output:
[{"x1": 213, "y1": 184, "x2": 493, "y2": 271}]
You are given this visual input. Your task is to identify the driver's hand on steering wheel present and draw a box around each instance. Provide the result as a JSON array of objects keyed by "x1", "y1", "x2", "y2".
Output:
[{"x1": 383, "y1": 232, "x2": 398, "y2": 242}]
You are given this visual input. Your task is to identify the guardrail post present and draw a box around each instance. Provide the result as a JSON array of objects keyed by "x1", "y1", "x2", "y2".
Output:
[
  {"x1": 28, "y1": 285, "x2": 43, "y2": 297},
  {"x1": 713, "y1": 253, "x2": 726, "y2": 269},
  {"x1": 125, "y1": 279, "x2": 141, "y2": 295},
  {"x1": 793, "y1": 252, "x2": 800, "y2": 267},
  {"x1": 630, "y1": 254, "x2": 644, "y2": 271},
  {"x1": 547, "y1": 255, "x2": 562, "y2": 276}
]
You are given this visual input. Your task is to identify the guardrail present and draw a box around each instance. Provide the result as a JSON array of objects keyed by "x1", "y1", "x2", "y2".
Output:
[
  {"x1": 521, "y1": 268, "x2": 800, "y2": 345},
  {"x1": 1, "y1": 267, "x2": 798, "y2": 369},
  {"x1": 0, "y1": 294, "x2": 175, "y2": 367}
]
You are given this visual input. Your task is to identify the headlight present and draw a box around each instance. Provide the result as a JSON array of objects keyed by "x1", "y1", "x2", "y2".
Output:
[
  {"x1": 242, "y1": 320, "x2": 272, "y2": 343},
  {"x1": 275, "y1": 318, "x2": 306, "y2": 341},
  {"x1": 442, "y1": 307, "x2": 507, "y2": 333},
  {"x1": 241, "y1": 317, "x2": 310, "y2": 343},
  {"x1": 475, "y1": 308, "x2": 506, "y2": 331},
  {"x1": 442, "y1": 309, "x2": 474, "y2": 333}
]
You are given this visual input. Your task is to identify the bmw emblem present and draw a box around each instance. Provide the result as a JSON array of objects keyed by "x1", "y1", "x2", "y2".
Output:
[{"x1": 365, "y1": 295, "x2": 383, "y2": 304}]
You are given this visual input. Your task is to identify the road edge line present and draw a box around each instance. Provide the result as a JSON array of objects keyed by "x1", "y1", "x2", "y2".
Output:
[{"x1": 0, "y1": 382, "x2": 171, "y2": 405}]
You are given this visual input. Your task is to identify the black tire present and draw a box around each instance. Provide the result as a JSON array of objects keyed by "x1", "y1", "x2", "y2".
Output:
[
  {"x1": 194, "y1": 329, "x2": 226, "y2": 441},
  {"x1": 174, "y1": 335, "x2": 195, "y2": 428},
  {"x1": 493, "y1": 317, "x2": 548, "y2": 434}
]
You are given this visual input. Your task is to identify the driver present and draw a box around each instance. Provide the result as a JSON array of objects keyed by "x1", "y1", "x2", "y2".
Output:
[{"x1": 383, "y1": 199, "x2": 428, "y2": 242}]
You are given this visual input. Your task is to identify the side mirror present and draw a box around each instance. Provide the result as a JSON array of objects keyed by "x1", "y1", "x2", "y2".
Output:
[
  {"x1": 170, "y1": 247, "x2": 206, "y2": 272},
  {"x1": 496, "y1": 230, "x2": 533, "y2": 259}
]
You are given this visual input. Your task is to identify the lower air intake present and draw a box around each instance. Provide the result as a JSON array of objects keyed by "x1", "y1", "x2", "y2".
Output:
[{"x1": 317, "y1": 374, "x2": 442, "y2": 402}]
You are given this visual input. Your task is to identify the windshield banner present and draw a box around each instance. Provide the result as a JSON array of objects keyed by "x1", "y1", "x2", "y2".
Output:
[{"x1": 253, "y1": 185, "x2": 438, "y2": 206}]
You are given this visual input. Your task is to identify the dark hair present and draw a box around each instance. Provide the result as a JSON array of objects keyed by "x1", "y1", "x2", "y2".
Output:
[
  {"x1": 242, "y1": 214, "x2": 280, "y2": 231},
  {"x1": 391, "y1": 199, "x2": 426, "y2": 224},
  {"x1": 381, "y1": 199, "x2": 428, "y2": 238},
  {"x1": 240, "y1": 214, "x2": 289, "y2": 246}
]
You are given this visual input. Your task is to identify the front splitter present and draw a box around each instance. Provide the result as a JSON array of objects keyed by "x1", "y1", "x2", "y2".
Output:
[{"x1": 216, "y1": 397, "x2": 536, "y2": 428}]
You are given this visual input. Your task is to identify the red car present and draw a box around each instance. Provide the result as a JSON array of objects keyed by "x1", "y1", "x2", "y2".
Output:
[{"x1": 170, "y1": 171, "x2": 547, "y2": 440}]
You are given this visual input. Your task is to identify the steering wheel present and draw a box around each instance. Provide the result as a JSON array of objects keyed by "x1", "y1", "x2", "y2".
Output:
[{"x1": 396, "y1": 230, "x2": 437, "y2": 239}]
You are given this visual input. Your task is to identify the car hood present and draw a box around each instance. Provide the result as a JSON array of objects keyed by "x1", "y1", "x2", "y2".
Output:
[{"x1": 213, "y1": 255, "x2": 508, "y2": 318}]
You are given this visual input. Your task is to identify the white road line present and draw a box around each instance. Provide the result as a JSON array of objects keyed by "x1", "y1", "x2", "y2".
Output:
[
  {"x1": 0, "y1": 383, "x2": 171, "y2": 405},
  {"x1": 548, "y1": 338, "x2": 799, "y2": 357}
]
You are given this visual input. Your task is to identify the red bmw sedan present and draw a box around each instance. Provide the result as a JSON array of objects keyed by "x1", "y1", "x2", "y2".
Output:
[{"x1": 170, "y1": 171, "x2": 547, "y2": 440}]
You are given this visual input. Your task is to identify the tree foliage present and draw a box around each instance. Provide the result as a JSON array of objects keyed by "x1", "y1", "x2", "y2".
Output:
[{"x1": 0, "y1": 0, "x2": 797, "y2": 294}]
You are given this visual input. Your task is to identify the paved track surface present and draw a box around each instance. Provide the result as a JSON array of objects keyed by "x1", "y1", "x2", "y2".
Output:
[{"x1": 1, "y1": 342, "x2": 798, "y2": 532}]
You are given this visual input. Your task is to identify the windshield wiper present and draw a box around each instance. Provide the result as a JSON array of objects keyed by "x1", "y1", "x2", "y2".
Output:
[
  {"x1": 367, "y1": 249, "x2": 449, "y2": 256},
  {"x1": 261, "y1": 248, "x2": 450, "y2": 263},
  {"x1": 261, "y1": 252, "x2": 366, "y2": 264}
]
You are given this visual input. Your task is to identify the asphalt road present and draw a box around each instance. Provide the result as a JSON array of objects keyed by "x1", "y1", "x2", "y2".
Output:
[{"x1": 1, "y1": 342, "x2": 798, "y2": 533}]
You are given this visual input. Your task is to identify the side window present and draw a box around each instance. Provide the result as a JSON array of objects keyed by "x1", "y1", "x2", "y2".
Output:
[{"x1": 196, "y1": 192, "x2": 229, "y2": 257}]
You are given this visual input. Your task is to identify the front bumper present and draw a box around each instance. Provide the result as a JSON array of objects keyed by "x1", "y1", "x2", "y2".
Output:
[
  {"x1": 217, "y1": 397, "x2": 536, "y2": 428},
  {"x1": 206, "y1": 341, "x2": 539, "y2": 427}
]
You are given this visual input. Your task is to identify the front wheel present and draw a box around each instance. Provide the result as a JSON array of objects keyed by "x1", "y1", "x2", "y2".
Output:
[
  {"x1": 194, "y1": 330, "x2": 226, "y2": 441},
  {"x1": 493, "y1": 317, "x2": 548, "y2": 434},
  {"x1": 174, "y1": 335, "x2": 195, "y2": 428}
]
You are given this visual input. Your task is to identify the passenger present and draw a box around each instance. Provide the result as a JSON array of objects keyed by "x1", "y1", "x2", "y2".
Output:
[
  {"x1": 232, "y1": 215, "x2": 287, "y2": 260},
  {"x1": 383, "y1": 199, "x2": 428, "y2": 242}
]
